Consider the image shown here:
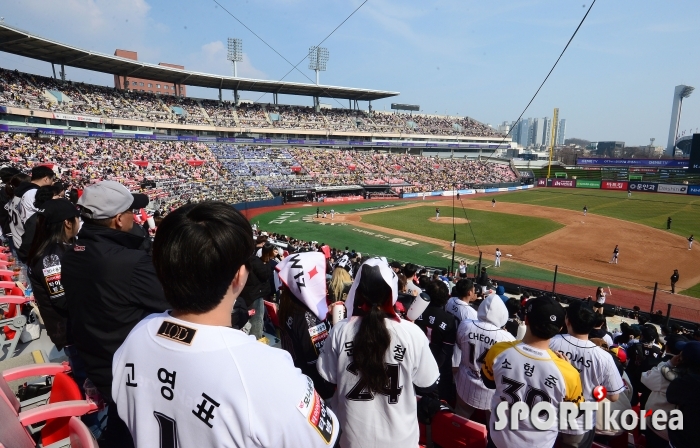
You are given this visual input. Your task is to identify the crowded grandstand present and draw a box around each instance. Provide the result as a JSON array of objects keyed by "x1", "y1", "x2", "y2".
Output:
[{"x1": 0, "y1": 12, "x2": 698, "y2": 448}]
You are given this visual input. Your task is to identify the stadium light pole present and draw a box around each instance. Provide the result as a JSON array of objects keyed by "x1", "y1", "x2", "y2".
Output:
[
  {"x1": 227, "y1": 38, "x2": 243, "y2": 104},
  {"x1": 666, "y1": 85, "x2": 694, "y2": 156},
  {"x1": 308, "y1": 46, "x2": 329, "y2": 85},
  {"x1": 227, "y1": 38, "x2": 243, "y2": 77}
]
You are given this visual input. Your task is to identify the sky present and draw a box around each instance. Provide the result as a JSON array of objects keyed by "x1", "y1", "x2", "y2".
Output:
[{"x1": 0, "y1": 0, "x2": 699, "y2": 146}]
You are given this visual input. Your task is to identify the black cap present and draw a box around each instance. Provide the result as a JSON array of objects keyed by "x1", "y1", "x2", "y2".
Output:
[
  {"x1": 525, "y1": 296, "x2": 565, "y2": 329},
  {"x1": 40, "y1": 199, "x2": 80, "y2": 224}
]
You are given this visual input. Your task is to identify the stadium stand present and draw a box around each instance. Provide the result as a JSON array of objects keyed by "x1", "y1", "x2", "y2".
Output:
[{"x1": 0, "y1": 67, "x2": 502, "y2": 137}]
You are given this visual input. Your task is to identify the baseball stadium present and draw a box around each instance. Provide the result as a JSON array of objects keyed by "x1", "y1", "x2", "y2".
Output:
[{"x1": 0, "y1": 4, "x2": 700, "y2": 448}]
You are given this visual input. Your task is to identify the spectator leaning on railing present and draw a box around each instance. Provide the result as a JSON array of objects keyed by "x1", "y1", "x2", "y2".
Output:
[{"x1": 62, "y1": 180, "x2": 169, "y2": 448}]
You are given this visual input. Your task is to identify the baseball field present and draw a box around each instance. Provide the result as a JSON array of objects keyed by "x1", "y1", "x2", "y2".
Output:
[{"x1": 250, "y1": 188, "x2": 700, "y2": 322}]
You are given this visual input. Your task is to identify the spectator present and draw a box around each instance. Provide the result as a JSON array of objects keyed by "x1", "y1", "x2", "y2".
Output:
[
  {"x1": 0, "y1": 166, "x2": 20, "y2": 236},
  {"x1": 260, "y1": 243, "x2": 280, "y2": 301},
  {"x1": 328, "y1": 255, "x2": 353, "y2": 303},
  {"x1": 588, "y1": 312, "x2": 613, "y2": 347},
  {"x1": 415, "y1": 280, "x2": 457, "y2": 401},
  {"x1": 277, "y1": 252, "x2": 335, "y2": 399},
  {"x1": 665, "y1": 341, "x2": 700, "y2": 448},
  {"x1": 17, "y1": 185, "x2": 56, "y2": 262},
  {"x1": 495, "y1": 285, "x2": 508, "y2": 303},
  {"x1": 317, "y1": 258, "x2": 439, "y2": 448},
  {"x1": 454, "y1": 293, "x2": 514, "y2": 421},
  {"x1": 6, "y1": 166, "x2": 54, "y2": 254},
  {"x1": 62, "y1": 180, "x2": 168, "y2": 448},
  {"x1": 237, "y1": 241, "x2": 271, "y2": 339},
  {"x1": 549, "y1": 300, "x2": 625, "y2": 448},
  {"x1": 477, "y1": 267, "x2": 489, "y2": 289},
  {"x1": 626, "y1": 325, "x2": 663, "y2": 407},
  {"x1": 641, "y1": 339, "x2": 687, "y2": 448},
  {"x1": 481, "y1": 296, "x2": 584, "y2": 448},
  {"x1": 402, "y1": 263, "x2": 422, "y2": 296},
  {"x1": 26, "y1": 199, "x2": 80, "y2": 358},
  {"x1": 504, "y1": 297, "x2": 525, "y2": 340},
  {"x1": 446, "y1": 278, "x2": 478, "y2": 325},
  {"x1": 112, "y1": 201, "x2": 340, "y2": 447}
]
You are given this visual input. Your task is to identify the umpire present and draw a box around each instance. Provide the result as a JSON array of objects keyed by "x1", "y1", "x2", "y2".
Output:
[
  {"x1": 63, "y1": 181, "x2": 169, "y2": 448},
  {"x1": 671, "y1": 269, "x2": 679, "y2": 294}
]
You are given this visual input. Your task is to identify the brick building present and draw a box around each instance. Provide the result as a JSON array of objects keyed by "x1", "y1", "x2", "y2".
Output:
[{"x1": 113, "y1": 49, "x2": 187, "y2": 97}]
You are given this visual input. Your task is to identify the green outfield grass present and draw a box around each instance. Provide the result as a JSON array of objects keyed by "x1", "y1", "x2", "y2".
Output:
[
  {"x1": 254, "y1": 206, "x2": 602, "y2": 289},
  {"x1": 360, "y1": 205, "x2": 563, "y2": 246},
  {"x1": 477, "y1": 188, "x2": 700, "y2": 238}
]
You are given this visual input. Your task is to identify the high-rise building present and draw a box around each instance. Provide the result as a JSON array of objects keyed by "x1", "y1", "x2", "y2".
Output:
[
  {"x1": 542, "y1": 117, "x2": 551, "y2": 147},
  {"x1": 557, "y1": 119, "x2": 566, "y2": 145},
  {"x1": 532, "y1": 118, "x2": 542, "y2": 146},
  {"x1": 113, "y1": 49, "x2": 187, "y2": 97}
]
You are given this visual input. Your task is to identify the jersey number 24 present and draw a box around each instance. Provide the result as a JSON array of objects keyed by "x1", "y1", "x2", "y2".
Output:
[{"x1": 345, "y1": 362, "x2": 403, "y2": 404}]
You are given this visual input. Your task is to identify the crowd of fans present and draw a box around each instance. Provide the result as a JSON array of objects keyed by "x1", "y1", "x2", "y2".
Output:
[
  {"x1": 1, "y1": 162, "x2": 698, "y2": 447},
  {"x1": 0, "y1": 134, "x2": 517, "y2": 213},
  {"x1": 1, "y1": 67, "x2": 502, "y2": 136}
]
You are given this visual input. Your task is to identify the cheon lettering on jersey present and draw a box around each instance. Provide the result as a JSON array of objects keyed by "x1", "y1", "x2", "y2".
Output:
[{"x1": 156, "y1": 321, "x2": 197, "y2": 345}]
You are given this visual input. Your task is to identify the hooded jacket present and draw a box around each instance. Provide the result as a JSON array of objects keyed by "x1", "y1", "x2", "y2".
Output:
[
  {"x1": 62, "y1": 222, "x2": 169, "y2": 401},
  {"x1": 454, "y1": 294, "x2": 514, "y2": 409},
  {"x1": 641, "y1": 361, "x2": 677, "y2": 442}
]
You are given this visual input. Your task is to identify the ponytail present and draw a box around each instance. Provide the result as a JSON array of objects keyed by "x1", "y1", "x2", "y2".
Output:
[{"x1": 353, "y1": 264, "x2": 392, "y2": 394}]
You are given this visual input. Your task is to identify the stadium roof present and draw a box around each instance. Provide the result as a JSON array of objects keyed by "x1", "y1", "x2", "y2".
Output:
[{"x1": 0, "y1": 23, "x2": 399, "y2": 101}]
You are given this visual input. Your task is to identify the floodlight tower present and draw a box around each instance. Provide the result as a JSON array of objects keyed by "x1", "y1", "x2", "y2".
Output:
[
  {"x1": 308, "y1": 46, "x2": 329, "y2": 85},
  {"x1": 227, "y1": 38, "x2": 243, "y2": 77},
  {"x1": 666, "y1": 85, "x2": 694, "y2": 156}
]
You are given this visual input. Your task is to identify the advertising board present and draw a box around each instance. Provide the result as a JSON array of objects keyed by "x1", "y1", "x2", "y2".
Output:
[
  {"x1": 601, "y1": 181, "x2": 628, "y2": 190},
  {"x1": 575, "y1": 180, "x2": 601, "y2": 189},
  {"x1": 551, "y1": 179, "x2": 575, "y2": 188},
  {"x1": 688, "y1": 185, "x2": 700, "y2": 196},
  {"x1": 657, "y1": 184, "x2": 688, "y2": 194},
  {"x1": 628, "y1": 182, "x2": 658, "y2": 192}
]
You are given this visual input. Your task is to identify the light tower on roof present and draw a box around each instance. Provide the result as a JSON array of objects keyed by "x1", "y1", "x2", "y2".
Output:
[
  {"x1": 227, "y1": 38, "x2": 243, "y2": 78},
  {"x1": 666, "y1": 85, "x2": 694, "y2": 156},
  {"x1": 308, "y1": 46, "x2": 329, "y2": 85}
]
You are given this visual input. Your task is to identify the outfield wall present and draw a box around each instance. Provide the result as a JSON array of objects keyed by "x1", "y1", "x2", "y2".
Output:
[
  {"x1": 402, "y1": 184, "x2": 534, "y2": 198},
  {"x1": 536, "y1": 178, "x2": 699, "y2": 196}
]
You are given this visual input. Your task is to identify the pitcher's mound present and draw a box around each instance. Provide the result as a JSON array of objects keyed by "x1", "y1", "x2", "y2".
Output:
[{"x1": 429, "y1": 217, "x2": 470, "y2": 224}]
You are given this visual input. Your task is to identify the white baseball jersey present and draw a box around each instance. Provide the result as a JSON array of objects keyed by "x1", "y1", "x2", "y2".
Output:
[
  {"x1": 482, "y1": 341, "x2": 584, "y2": 448},
  {"x1": 549, "y1": 334, "x2": 625, "y2": 434},
  {"x1": 113, "y1": 312, "x2": 339, "y2": 448},
  {"x1": 446, "y1": 297, "x2": 477, "y2": 325},
  {"x1": 455, "y1": 319, "x2": 514, "y2": 409},
  {"x1": 495, "y1": 250, "x2": 501, "y2": 259},
  {"x1": 317, "y1": 316, "x2": 439, "y2": 448},
  {"x1": 5, "y1": 193, "x2": 31, "y2": 248}
]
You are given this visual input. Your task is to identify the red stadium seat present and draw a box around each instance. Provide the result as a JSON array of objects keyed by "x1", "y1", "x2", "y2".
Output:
[
  {"x1": 264, "y1": 300, "x2": 279, "y2": 328},
  {"x1": 69, "y1": 416, "x2": 99, "y2": 448},
  {"x1": 419, "y1": 411, "x2": 487, "y2": 448},
  {"x1": 0, "y1": 362, "x2": 98, "y2": 448},
  {"x1": 41, "y1": 372, "x2": 83, "y2": 446}
]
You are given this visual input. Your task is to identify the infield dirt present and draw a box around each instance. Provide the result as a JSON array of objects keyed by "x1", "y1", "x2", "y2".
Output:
[{"x1": 321, "y1": 198, "x2": 700, "y2": 293}]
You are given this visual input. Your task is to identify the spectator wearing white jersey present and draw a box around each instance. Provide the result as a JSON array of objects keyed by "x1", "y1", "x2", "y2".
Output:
[
  {"x1": 317, "y1": 258, "x2": 439, "y2": 448},
  {"x1": 113, "y1": 202, "x2": 340, "y2": 448},
  {"x1": 454, "y1": 293, "x2": 514, "y2": 421},
  {"x1": 549, "y1": 300, "x2": 625, "y2": 448},
  {"x1": 446, "y1": 279, "x2": 479, "y2": 325}
]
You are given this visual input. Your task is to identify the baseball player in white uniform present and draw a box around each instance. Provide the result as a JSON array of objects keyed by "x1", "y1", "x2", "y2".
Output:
[
  {"x1": 317, "y1": 258, "x2": 439, "y2": 448},
  {"x1": 495, "y1": 248, "x2": 501, "y2": 267},
  {"x1": 549, "y1": 300, "x2": 625, "y2": 447},
  {"x1": 330, "y1": 209, "x2": 335, "y2": 220},
  {"x1": 112, "y1": 202, "x2": 339, "y2": 448},
  {"x1": 609, "y1": 245, "x2": 619, "y2": 264},
  {"x1": 689, "y1": 234, "x2": 694, "y2": 250},
  {"x1": 435, "y1": 207, "x2": 440, "y2": 220},
  {"x1": 454, "y1": 294, "x2": 514, "y2": 420}
]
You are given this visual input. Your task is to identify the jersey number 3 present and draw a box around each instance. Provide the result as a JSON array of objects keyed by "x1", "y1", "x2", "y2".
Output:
[{"x1": 345, "y1": 362, "x2": 403, "y2": 404}]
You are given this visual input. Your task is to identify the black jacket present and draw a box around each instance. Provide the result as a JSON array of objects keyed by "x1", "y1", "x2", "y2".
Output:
[
  {"x1": 27, "y1": 242, "x2": 71, "y2": 350},
  {"x1": 18, "y1": 212, "x2": 38, "y2": 263},
  {"x1": 667, "y1": 372, "x2": 700, "y2": 448},
  {"x1": 239, "y1": 255, "x2": 271, "y2": 306},
  {"x1": 62, "y1": 223, "x2": 168, "y2": 401}
]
